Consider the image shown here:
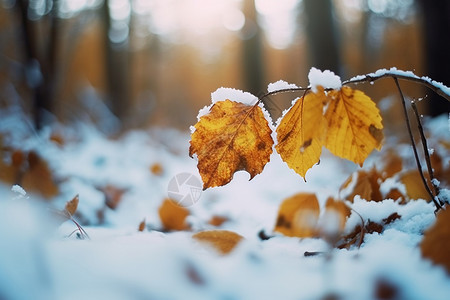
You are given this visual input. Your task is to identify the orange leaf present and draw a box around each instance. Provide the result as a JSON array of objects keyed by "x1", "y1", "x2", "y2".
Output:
[
  {"x1": 150, "y1": 163, "x2": 164, "y2": 176},
  {"x1": 324, "y1": 87, "x2": 383, "y2": 166},
  {"x1": 399, "y1": 170, "x2": 430, "y2": 201},
  {"x1": 193, "y1": 230, "x2": 243, "y2": 254},
  {"x1": 274, "y1": 192, "x2": 320, "y2": 238},
  {"x1": 158, "y1": 198, "x2": 190, "y2": 231},
  {"x1": 65, "y1": 194, "x2": 79, "y2": 216},
  {"x1": 208, "y1": 215, "x2": 229, "y2": 227},
  {"x1": 276, "y1": 90, "x2": 326, "y2": 178},
  {"x1": 189, "y1": 100, "x2": 273, "y2": 189},
  {"x1": 421, "y1": 206, "x2": 450, "y2": 274}
]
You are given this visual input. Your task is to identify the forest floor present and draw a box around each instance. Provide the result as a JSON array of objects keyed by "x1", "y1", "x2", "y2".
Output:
[{"x1": 0, "y1": 104, "x2": 449, "y2": 300}]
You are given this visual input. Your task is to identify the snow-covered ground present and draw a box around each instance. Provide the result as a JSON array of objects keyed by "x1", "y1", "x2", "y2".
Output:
[{"x1": 1, "y1": 112, "x2": 449, "y2": 300}]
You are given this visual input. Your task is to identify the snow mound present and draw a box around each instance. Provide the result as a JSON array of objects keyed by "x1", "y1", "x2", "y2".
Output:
[{"x1": 308, "y1": 67, "x2": 342, "y2": 93}]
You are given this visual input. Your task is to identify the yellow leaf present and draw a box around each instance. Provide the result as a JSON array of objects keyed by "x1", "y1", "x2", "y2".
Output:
[
  {"x1": 399, "y1": 170, "x2": 431, "y2": 201},
  {"x1": 274, "y1": 192, "x2": 320, "y2": 238},
  {"x1": 189, "y1": 100, "x2": 273, "y2": 189},
  {"x1": 276, "y1": 91, "x2": 326, "y2": 178},
  {"x1": 324, "y1": 86, "x2": 383, "y2": 166},
  {"x1": 193, "y1": 230, "x2": 243, "y2": 254}
]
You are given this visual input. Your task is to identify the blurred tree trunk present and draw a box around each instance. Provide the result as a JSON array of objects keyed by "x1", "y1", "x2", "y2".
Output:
[
  {"x1": 418, "y1": 0, "x2": 450, "y2": 116},
  {"x1": 303, "y1": 0, "x2": 341, "y2": 75},
  {"x1": 16, "y1": 0, "x2": 60, "y2": 130},
  {"x1": 101, "y1": 0, "x2": 129, "y2": 122},
  {"x1": 241, "y1": 0, "x2": 265, "y2": 95}
]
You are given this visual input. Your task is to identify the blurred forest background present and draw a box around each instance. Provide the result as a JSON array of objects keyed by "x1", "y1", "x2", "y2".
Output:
[{"x1": 0, "y1": 0, "x2": 449, "y2": 134}]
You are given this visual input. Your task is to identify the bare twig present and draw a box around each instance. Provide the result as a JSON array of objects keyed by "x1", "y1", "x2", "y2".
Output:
[
  {"x1": 410, "y1": 101, "x2": 443, "y2": 206},
  {"x1": 343, "y1": 69, "x2": 450, "y2": 103},
  {"x1": 393, "y1": 78, "x2": 442, "y2": 212}
]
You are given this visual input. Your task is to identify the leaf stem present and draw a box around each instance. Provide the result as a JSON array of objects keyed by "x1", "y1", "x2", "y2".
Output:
[
  {"x1": 410, "y1": 101, "x2": 443, "y2": 206},
  {"x1": 393, "y1": 78, "x2": 442, "y2": 212}
]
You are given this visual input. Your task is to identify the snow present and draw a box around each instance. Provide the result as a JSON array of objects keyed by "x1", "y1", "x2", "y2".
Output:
[
  {"x1": 1, "y1": 113, "x2": 450, "y2": 300},
  {"x1": 348, "y1": 67, "x2": 450, "y2": 98},
  {"x1": 211, "y1": 87, "x2": 258, "y2": 105},
  {"x1": 308, "y1": 67, "x2": 342, "y2": 93},
  {"x1": 267, "y1": 80, "x2": 298, "y2": 93}
]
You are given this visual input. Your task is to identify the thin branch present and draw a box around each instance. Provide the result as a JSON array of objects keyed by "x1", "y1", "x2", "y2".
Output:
[
  {"x1": 343, "y1": 69, "x2": 450, "y2": 103},
  {"x1": 259, "y1": 87, "x2": 309, "y2": 102},
  {"x1": 393, "y1": 78, "x2": 442, "y2": 212},
  {"x1": 410, "y1": 101, "x2": 443, "y2": 206}
]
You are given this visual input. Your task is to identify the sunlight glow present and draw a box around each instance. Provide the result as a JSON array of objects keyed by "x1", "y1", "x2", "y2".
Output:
[{"x1": 255, "y1": 0, "x2": 300, "y2": 49}]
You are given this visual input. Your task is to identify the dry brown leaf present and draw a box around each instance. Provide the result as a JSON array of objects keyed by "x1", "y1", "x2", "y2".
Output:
[
  {"x1": 65, "y1": 194, "x2": 79, "y2": 216},
  {"x1": 275, "y1": 90, "x2": 326, "y2": 178},
  {"x1": 189, "y1": 100, "x2": 273, "y2": 189},
  {"x1": 138, "y1": 218, "x2": 146, "y2": 232},
  {"x1": 158, "y1": 198, "x2": 190, "y2": 231},
  {"x1": 324, "y1": 86, "x2": 384, "y2": 166},
  {"x1": 274, "y1": 192, "x2": 320, "y2": 238},
  {"x1": 21, "y1": 151, "x2": 59, "y2": 198},
  {"x1": 420, "y1": 207, "x2": 450, "y2": 274},
  {"x1": 385, "y1": 188, "x2": 406, "y2": 204},
  {"x1": 399, "y1": 170, "x2": 430, "y2": 201},
  {"x1": 341, "y1": 169, "x2": 383, "y2": 202},
  {"x1": 192, "y1": 230, "x2": 243, "y2": 254},
  {"x1": 98, "y1": 185, "x2": 128, "y2": 210}
]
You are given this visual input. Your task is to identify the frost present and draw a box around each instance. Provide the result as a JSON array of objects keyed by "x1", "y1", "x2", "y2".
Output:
[
  {"x1": 267, "y1": 80, "x2": 298, "y2": 93},
  {"x1": 211, "y1": 87, "x2": 258, "y2": 105},
  {"x1": 308, "y1": 67, "x2": 342, "y2": 93},
  {"x1": 11, "y1": 184, "x2": 27, "y2": 196}
]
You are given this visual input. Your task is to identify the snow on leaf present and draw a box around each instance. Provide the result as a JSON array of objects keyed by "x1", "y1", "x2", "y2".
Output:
[
  {"x1": 308, "y1": 67, "x2": 342, "y2": 93},
  {"x1": 421, "y1": 206, "x2": 450, "y2": 274},
  {"x1": 274, "y1": 193, "x2": 320, "y2": 238},
  {"x1": 275, "y1": 90, "x2": 326, "y2": 179},
  {"x1": 324, "y1": 86, "x2": 384, "y2": 166},
  {"x1": 189, "y1": 100, "x2": 273, "y2": 189},
  {"x1": 192, "y1": 230, "x2": 243, "y2": 254}
]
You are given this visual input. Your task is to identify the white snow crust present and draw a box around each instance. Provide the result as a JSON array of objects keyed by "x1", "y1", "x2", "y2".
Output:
[{"x1": 308, "y1": 67, "x2": 342, "y2": 93}]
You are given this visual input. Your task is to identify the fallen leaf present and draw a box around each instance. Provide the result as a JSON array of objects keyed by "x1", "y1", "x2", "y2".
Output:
[
  {"x1": 208, "y1": 215, "x2": 229, "y2": 227},
  {"x1": 274, "y1": 192, "x2": 320, "y2": 238},
  {"x1": 150, "y1": 163, "x2": 164, "y2": 176},
  {"x1": 276, "y1": 90, "x2": 326, "y2": 178},
  {"x1": 21, "y1": 151, "x2": 59, "y2": 198},
  {"x1": 420, "y1": 206, "x2": 450, "y2": 274},
  {"x1": 65, "y1": 194, "x2": 79, "y2": 216},
  {"x1": 340, "y1": 169, "x2": 383, "y2": 202},
  {"x1": 374, "y1": 277, "x2": 399, "y2": 300},
  {"x1": 138, "y1": 218, "x2": 146, "y2": 232},
  {"x1": 158, "y1": 198, "x2": 190, "y2": 231},
  {"x1": 193, "y1": 230, "x2": 243, "y2": 254},
  {"x1": 189, "y1": 100, "x2": 273, "y2": 189},
  {"x1": 380, "y1": 149, "x2": 403, "y2": 179},
  {"x1": 324, "y1": 197, "x2": 351, "y2": 232},
  {"x1": 324, "y1": 86, "x2": 383, "y2": 166},
  {"x1": 399, "y1": 170, "x2": 430, "y2": 201},
  {"x1": 98, "y1": 185, "x2": 128, "y2": 210}
]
